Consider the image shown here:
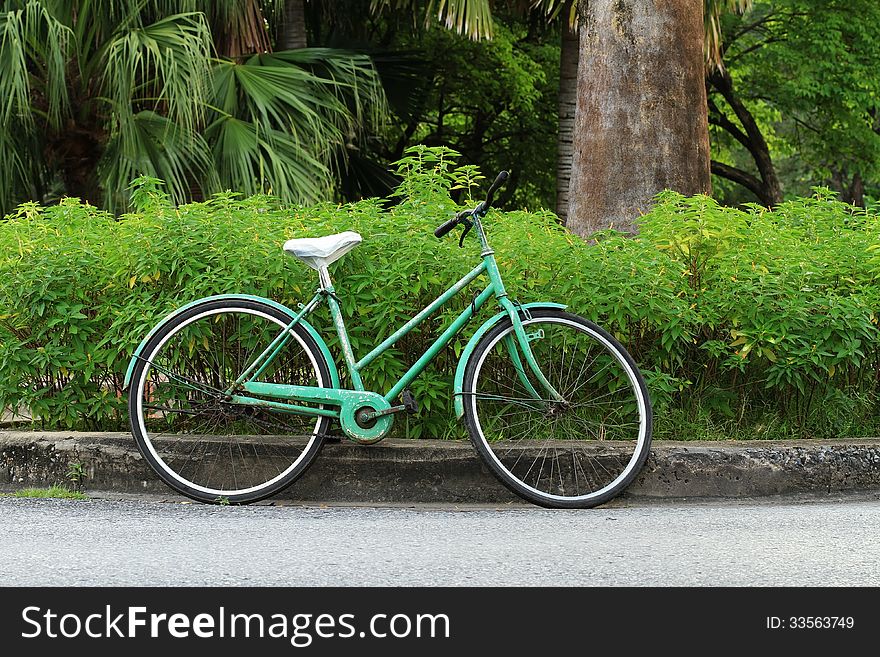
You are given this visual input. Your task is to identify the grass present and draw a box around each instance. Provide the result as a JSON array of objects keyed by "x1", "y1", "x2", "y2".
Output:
[{"x1": 10, "y1": 485, "x2": 88, "y2": 500}]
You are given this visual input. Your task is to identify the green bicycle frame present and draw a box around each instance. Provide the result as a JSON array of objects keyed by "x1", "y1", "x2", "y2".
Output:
[{"x1": 226, "y1": 218, "x2": 563, "y2": 438}]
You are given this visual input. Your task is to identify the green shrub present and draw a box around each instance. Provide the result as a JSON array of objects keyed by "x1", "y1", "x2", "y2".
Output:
[
  {"x1": 2, "y1": 147, "x2": 880, "y2": 439},
  {"x1": 639, "y1": 190, "x2": 880, "y2": 438}
]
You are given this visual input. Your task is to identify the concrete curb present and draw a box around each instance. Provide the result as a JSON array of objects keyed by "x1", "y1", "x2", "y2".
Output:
[{"x1": 2, "y1": 431, "x2": 880, "y2": 504}]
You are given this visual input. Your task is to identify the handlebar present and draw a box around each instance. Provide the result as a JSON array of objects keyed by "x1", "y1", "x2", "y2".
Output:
[
  {"x1": 434, "y1": 170, "x2": 509, "y2": 240},
  {"x1": 433, "y1": 214, "x2": 463, "y2": 239},
  {"x1": 481, "y1": 170, "x2": 509, "y2": 213}
]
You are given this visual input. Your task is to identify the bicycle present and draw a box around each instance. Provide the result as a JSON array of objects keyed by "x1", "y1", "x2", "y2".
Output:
[{"x1": 125, "y1": 171, "x2": 653, "y2": 508}]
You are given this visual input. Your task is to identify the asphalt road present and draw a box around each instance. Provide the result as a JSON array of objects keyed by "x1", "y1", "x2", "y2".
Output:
[{"x1": 3, "y1": 493, "x2": 880, "y2": 587}]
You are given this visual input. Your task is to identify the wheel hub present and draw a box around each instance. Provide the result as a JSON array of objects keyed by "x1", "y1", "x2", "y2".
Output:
[{"x1": 546, "y1": 399, "x2": 571, "y2": 417}]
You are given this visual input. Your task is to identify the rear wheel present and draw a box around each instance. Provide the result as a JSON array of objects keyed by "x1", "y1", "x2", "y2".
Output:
[
  {"x1": 127, "y1": 298, "x2": 333, "y2": 504},
  {"x1": 463, "y1": 309, "x2": 652, "y2": 508}
]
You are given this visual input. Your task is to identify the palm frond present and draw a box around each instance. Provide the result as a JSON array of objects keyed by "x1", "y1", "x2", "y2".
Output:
[
  {"x1": 705, "y1": 0, "x2": 753, "y2": 69},
  {"x1": 429, "y1": 0, "x2": 494, "y2": 39},
  {"x1": 371, "y1": 0, "x2": 494, "y2": 40},
  {"x1": 0, "y1": 124, "x2": 36, "y2": 214},
  {"x1": 0, "y1": 2, "x2": 390, "y2": 211},
  {"x1": 530, "y1": 0, "x2": 575, "y2": 28},
  {"x1": 99, "y1": 109, "x2": 216, "y2": 212},
  {"x1": 208, "y1": 49, "x2": 387, "y2": 203},
  {"x1": 211, "y1": 56, "x2": 344, "y2": 153},
  {"x1": 0, "y1": 1, "x2": 69, "y2": 129},
  {"x1": 206, "y1": 113, "x2": 330, "y2": 203},
  {"x1": 101, "y1": 12, "x2": 212, "y2": 135},
  {"x1": 258, "y1": 48, "x2": 387, "y2": 137}
]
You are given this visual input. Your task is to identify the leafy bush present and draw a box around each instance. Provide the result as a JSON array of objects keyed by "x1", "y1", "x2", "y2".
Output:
[{"x1": 2, "y1": 147, "x2": 880, "y2": 439}]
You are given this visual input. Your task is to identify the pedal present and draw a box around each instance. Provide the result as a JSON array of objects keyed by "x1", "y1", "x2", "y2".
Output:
[{"x1": 401, "y1": 389, "x2": 419, "y2": 415}]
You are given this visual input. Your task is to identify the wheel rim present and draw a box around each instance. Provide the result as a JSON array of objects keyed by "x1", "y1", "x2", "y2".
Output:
[
  {"x1": 469, "y1": 316, "x2": 649, "y2": 503},
  {"x1": 133, "y1": 306, "x2": 327, "y2": 499}
]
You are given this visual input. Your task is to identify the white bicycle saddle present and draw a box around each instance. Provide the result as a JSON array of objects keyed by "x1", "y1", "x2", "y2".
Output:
[{"x1": 283, "y1": 231, "x2": 362, "y2": 270}]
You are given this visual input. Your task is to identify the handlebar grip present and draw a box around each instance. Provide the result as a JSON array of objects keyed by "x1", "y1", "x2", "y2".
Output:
[
  {"x1": 434, "y1": 216, "x2": 461, "y2": 238},
  {"x1": 483, "y1": 170, "x2": 509, "y2": 211}
]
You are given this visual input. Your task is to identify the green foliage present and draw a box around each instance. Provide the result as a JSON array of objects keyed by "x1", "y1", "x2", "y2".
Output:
[
  {"x1": 3, "y1": 149, "x2": 880, "y2": 439},
  {"x1": 375, "y1": 13, "x2": 560, "y2": 210},
  {"x1": 12, "y1": 485, "x2": 88, "y2": 499},
  {"x1": 638, "y1": 189, "x2": 880, "y2": 438},
  {"x1": 67, "y1": 461, "x2": 86, "y2": 490},
  {"x1": 0, "y1": 0, "x2": 387, "y2": 214},
  {"x1": 713, "y1": 0, "x2": 880, "y2": 203}
]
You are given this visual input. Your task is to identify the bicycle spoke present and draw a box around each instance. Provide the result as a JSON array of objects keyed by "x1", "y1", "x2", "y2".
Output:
[
  {"x1": 467, "y1": 312, "x2": 651, "y2": 507},
  {"x1": 131, "y1": 302, "x2": 330, "y2": 502}
]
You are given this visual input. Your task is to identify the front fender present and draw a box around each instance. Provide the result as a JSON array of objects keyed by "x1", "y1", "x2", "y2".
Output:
[
  {"x1": 123, "y1": 294, "x2": 339, "y2": 389},
  {"x1": 453, "y1": 302, "x2": 567, "y2": 419}
]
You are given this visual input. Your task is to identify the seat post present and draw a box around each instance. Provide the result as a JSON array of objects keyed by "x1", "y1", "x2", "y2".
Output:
[{"x1": 318, "y1": 265, "x2": 333, "y2": 291}]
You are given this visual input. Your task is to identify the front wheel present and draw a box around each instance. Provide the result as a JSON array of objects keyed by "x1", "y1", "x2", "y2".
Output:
[
  {"x1": 462, "y1": 309, "x2": 652, "y2": 508},
  {"x1": 127, "y1": 298, "x2": 333, "y2": 504}
]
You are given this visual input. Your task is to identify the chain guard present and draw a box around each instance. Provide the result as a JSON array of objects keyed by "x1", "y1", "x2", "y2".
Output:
[{"x1": 338, "y1": 394, "x2": 394, "y2": 444}]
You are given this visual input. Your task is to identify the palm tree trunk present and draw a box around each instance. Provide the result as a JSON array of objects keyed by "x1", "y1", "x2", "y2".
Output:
[
  {"x1": 279, "y1": 0, "x2": 308, "y2": 50},
  {"x1": 48, "y1": 122, "x2": 104, "y2": 206},
  {"x1": 217, "y1": 0, "x2": 273, "y2": 57},
  {"x1": 567, "y1": 0, "x2": 712, "y2": 237},
  {"x1": 555, "y1": 3, "x2": 578, "y2": 224}
]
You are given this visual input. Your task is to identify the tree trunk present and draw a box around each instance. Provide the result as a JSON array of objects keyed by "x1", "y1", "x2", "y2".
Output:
[
  {"x1": 567, "y1": 0, "x2": 712, "y2": 237},
  {"x1": 555, "y1": 2, "x2": 578, "y2": 224},
  {"x1": 849, "y1": 173, "x2": 865, "y2": 208},
  {"x1": 830, "y1": 170, "x2": 865, "y2": 208},
  {"x1": 278, "y1": 0, "x2": 308, "y2": 50}
]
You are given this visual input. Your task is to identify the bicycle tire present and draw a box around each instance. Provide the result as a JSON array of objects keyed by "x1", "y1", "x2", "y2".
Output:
[
  {"x1": 462, "y1": 308, "x2": 652, "y2": 508},
  {"x1": 127, "y1": 297, "x2": 333, "y2": 504}
]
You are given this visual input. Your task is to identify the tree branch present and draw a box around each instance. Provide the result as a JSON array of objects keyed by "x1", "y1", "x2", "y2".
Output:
[
  {"x1": 727, "y1": 37, "x2": 786, "y2": 65},
  {"x1": 708, "y1": 68, "x2": 782, "y2": 204},
  {"x1": 711, "y1": 161, "x2": 768, "y2": 204},
  {"x1": 728, "y1": 11, "x2": 779, "y2": 45},
  {"x1": 708, "y1": 98, "x2": 751, "y2": 150}
]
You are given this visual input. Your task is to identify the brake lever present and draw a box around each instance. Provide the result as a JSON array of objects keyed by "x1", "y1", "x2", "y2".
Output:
[{"x1": 458, "y1": 219, "x2": 473, "y2": 248}]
